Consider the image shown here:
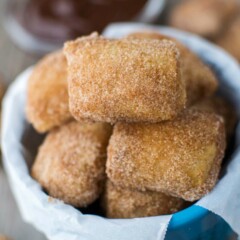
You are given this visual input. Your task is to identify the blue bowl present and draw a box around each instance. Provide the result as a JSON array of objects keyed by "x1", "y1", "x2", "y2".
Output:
[{"x1": 166, "y1": 206, "x2": 237, "y2": 240}]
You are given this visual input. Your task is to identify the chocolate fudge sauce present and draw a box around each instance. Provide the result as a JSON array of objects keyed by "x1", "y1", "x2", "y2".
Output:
[{"x1": 17, "y1": 0, "x2": 147, "y2": 43}]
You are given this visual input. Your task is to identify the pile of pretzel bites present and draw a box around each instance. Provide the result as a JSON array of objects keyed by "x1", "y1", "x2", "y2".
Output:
[{"x1": 26, "y1": 32, "x2": 236, "y2": 218}]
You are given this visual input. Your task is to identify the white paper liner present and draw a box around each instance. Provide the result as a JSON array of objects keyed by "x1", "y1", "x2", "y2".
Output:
[{"x1": 2, "y1": 24, "x2": 240, "y2": 239}]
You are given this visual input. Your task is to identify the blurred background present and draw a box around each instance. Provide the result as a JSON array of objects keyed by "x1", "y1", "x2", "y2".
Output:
[{"x1": 0, "y1": 0, "x2": 239, "y2": 239}]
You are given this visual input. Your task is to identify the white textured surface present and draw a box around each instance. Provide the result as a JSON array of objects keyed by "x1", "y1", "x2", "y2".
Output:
[{"x1": 2, "y1": 24, "x2": 240, "y2": 240}]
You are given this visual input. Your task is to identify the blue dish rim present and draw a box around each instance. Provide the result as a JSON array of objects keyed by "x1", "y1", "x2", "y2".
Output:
[{"x1": 168, "y1": 205, "x2": 208, "y2": 229}]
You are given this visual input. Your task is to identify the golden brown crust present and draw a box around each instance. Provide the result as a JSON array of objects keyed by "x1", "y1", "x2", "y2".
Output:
[
  {"x1": 216, "y1": 16, "x2": 240, "y2": 62},
  {"x1": 106, "y1": 109, "x2": 226, "y2": 201},
  {"x1": 26, "y1": 51, "x2": 72, "y2": 133},
  {"x1": 32, "y1": 121, "x2": 112, "y2": 207},
  {"x1": 193, "y1": 96, "x2": 237, "y2": 139},
  {"x1": 64, "y1": 33, "x2": 186, "y2": 123},
  {"x1": 168, "y1": 0, "x2": 239, "y2": 39},
  {"x1": 102, "y1": 180, "x2": 187, "y2": 218},
  {"x1": 127, "y1": 32, "x2": 218, "y2": 106}
]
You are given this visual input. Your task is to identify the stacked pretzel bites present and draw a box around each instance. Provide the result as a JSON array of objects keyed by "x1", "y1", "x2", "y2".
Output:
[{"x1": 26, "y1": 31, "x2": 234, "y2": 218}]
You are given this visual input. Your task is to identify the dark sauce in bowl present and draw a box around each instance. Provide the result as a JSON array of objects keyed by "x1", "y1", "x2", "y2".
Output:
[{"x1": 15, "y1": 0, "x2": 147, "y2": 43}]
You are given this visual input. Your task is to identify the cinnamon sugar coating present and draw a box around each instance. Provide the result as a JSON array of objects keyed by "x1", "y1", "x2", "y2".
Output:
[
  {"x1": 193, "y1": 96, "x2": 237, "y2": 139},
  {"x1": 106, "y1": 109, "x2": 226, "y2": 201},
  {"x1": 168, "y1": 0, "x2": 239, "y2": 39},
  {"x1": 26, "y1": 51, "x2": 72, "y2": 133},
  {"x1": 32, "y1": 121, "x2": 112, "y2": 207},
  {"x1": 102, "y1": 180, "x2": 187, "y2": 218},
  {"x1": 64, "y1": 33, "x2": 186, "y2": 123},
  {"x1": 127, "y1": 32, "x2": 218, "y2": 105}
]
